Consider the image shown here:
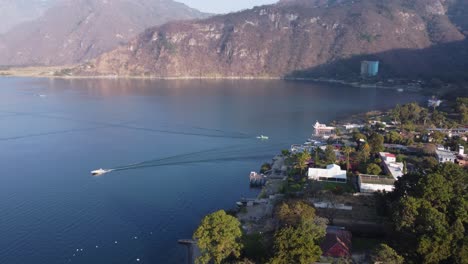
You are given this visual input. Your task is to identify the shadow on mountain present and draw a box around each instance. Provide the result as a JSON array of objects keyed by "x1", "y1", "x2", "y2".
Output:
[{"x1": 286, "y1": 38, "x2": 468, "y2": 82}]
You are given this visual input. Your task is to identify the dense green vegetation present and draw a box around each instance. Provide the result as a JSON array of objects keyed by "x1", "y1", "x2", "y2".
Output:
[
  {"x1": 193, "y1": 210, "x2": 243, "y2": 264},
  {"x1": 193, "y1": 97, "x2": 468, "y2": 264},
  {"x1": 385, "y1": 163, "x2": 467, "y2": 263},
  {"x1": 270, "y1": 200, "x2": 326, "y2": 264},
  {"x1": 370, "y1": 244, "x2": 404, "y2": 264},
  {"x1": 390, "y1": 98, "x2": 467, "y2": 131}
]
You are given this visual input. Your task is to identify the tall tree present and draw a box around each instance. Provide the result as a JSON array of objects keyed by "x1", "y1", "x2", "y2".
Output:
[
  {"x1": 324, "y1": 145, "x2": 336, "y2": 164},
  {"x1": 359, "y1": 143, "x2": 371, "y2": 163},
  {"x1": 385, "y1": 131, "x2": 403, "y2": 144},
  {"x1": 456, "y1": 98, "x2": 468, "y2": 124},
  {"x1": 270, "y1": 221, "x2": 324, "y2": 264},
  {"x1": 391, "y1": 104, "x2": 401, "y2": 124},
  {"x1": 432, "y1": 110, "x2": 447, "y2": 128},
  {"x1": 342, "y1": 146, "x2": 355, "y2": 171},
  {"x1": 368, "y1": 133, "x2": 385, "y2": 153},
  {"x1": 275, "y1": 200, "x2": 317, "y2": 227},
  {"x1": 420, "y1": 108, "x2": 430, "y2": 127},
  {"x1": 314, "y1": 149, "x2": 320, "y2": 166},
  {"x1": 270, "y1": 202, "x2": 326, "y2": 264},
  {"x1": 194, "y1": 210, "x2": 243, "y2": 264},
  {"x1": 295, "y1": 151, "x2": 311, "y2": 176}
]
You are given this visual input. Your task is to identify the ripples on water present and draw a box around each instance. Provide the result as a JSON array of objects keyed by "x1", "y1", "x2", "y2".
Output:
[{"x1": 0, "y1": 78, "x2": 424, "y2": 264}]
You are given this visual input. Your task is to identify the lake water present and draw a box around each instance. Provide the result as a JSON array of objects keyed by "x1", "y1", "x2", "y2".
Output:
[{"x1": 0, "y1": 78, "x2": 423, "y2": 264}]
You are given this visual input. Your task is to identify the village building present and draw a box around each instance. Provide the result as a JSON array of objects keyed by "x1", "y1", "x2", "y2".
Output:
[
  {"x1": 313, "y1": 121, "x2": 335, "y2": 137},
  {"x1": 379, "y1": 152, "x2": 404, "y2": 179},
  {"x1": 360, "y1": 61, "x2": 379, "y2": 77},
  {"x1": 427, "y1": 127, "x2": 468, "y2": 138},
  {"x1": 435, "y1": 148, "x2": 456, "y2": 163},
  {"x1": 358, "y1": 174, "x2": 395, "y2": 193},
  {"x1": 342, "y1": 123, "x2": 364, "y2": 130},
  {"x1": 428, "y1": 98, "x2": 442, "y2": 108},
  {"x1": 456, "y1": 156, "x2": 468, "y2": 168},
  {"x1": 308, "y1": 164, "x2": 347, "y2": 183},
  {"x1": 455, "y1": 145, "x2": 468, "y2": 168},
  {"x1": 320, "y1": 226, "x2": 352, "y2": 258},
  {"x1": 249, "y1": 171, "x2": 266, "y2": 187}
]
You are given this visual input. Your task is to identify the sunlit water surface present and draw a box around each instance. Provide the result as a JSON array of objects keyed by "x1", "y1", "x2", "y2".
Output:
[{"x1": 0, "y1": 78, "x2": 424, "y2": 264}]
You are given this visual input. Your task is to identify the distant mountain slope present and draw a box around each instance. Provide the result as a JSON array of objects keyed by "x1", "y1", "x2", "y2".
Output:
[
  {"x1": 0, "y1": 0, "x2": 60, "y2": 34},
  {"x1": 75, "y1": 0, "x2": 467, "y2": 79},
  {"x1": 0, "y1": 0, "x2": 209, "y2": 66},
  {"x1": 446, "y1": 0, "x2": 468, "y2": 35}
]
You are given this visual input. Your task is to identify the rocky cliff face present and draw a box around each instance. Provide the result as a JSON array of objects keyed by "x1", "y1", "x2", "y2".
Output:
[
  {"x1": 76, "y1": 0, "x2": 467, "y2": 79},
  {"x1": 0, "y1": 0, "x2": 209, "y2": 66}
]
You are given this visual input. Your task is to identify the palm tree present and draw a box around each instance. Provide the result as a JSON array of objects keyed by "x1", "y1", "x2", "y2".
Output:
[
  {"x1": 295, "y1": 151, "x2": 311, "y2": 176},
  {"x1": 343, "y1": 146, "x2": 355, "y2": 171}
]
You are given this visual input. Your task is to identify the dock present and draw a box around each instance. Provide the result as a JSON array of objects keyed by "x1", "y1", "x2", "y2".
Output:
[
  {"x1": 249, "y1": 171, "x2": 267, "y2": 187},
  {"x1": 178, "y1": 239, "x2": 198, "y2": 264}
]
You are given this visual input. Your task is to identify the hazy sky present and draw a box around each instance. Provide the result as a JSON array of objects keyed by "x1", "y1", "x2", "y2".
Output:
[{"x1": 178, "y1": 0, "x2": 278, "y2": 14}]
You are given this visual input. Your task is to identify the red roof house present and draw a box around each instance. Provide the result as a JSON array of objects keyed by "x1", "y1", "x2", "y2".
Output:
[{"x1": 320, "y1": 227, "x2": 352, "y2": 258}]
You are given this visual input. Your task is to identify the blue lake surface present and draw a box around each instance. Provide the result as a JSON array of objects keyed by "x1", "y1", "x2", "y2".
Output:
[{"x1": 0, "y1": 78, "x2": 423, "y2": 264}]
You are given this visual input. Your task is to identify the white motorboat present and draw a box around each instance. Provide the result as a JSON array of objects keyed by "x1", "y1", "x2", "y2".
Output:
[
  {"x1": 91, "y1": 168, "x2": 110, "y2": 176},
  {"x1": 256, "y1": 135, "x2": 269, "y2": 140}
]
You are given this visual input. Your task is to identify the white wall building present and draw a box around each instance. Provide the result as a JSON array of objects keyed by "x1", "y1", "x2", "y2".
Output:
[
  {"x1": 358, "y1": 174, "x2": 395, "y2": 193},
  {"x1": 308, "y1": 164, "x2": 347, "y2": 183},
  {"x1": 436, "y1": 149, "x2": 456, "y2": 163},
  {"x1": 380, "y1": 152, "x2": 396, "y2": 163},
  {"x1": 379, "y1": 152, "x2": 404, "y2": 179}
]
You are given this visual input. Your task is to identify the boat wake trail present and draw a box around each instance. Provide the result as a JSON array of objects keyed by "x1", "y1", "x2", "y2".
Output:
[
  {"x1": 106, "y1": 142, "x2": 286, "y2": 173},
  {"x1": 0, "y1": 110, "x2": 252, "y2": 140}
]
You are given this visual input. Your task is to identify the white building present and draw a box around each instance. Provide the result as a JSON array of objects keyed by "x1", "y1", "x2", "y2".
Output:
[
  {"x1": 428, "y1": 98, "x2": 442, "y2": 108},
  {"x1": 379, "y1": 152, "x2": 404, "y2": 180},
  {"x1": 308, "y1": 164, "x2": 347, "y2": 183},
  {"x1": 343, "y1": 124, "x2": 364, "y2": 130},
  {"x1": 380, "y1": 152, "x2": 396, "y2": 163},
  {"x1": 436, "y1": 149, "x2": 456, "y2": 163},
  {"x1": 358, "y1": 174, "x2": 395, "y2": 193},
  {"x1": 313, "y1": 121, "x2": 335, "y2": 137},
  {"x1": 459, "y1": 145, "x2": 465, "y2": 156}
]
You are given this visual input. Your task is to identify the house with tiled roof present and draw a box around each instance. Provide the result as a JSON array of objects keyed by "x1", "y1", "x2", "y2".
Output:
[{"x1": 320, "y1": 226, "x2": 352, "y2": 258}]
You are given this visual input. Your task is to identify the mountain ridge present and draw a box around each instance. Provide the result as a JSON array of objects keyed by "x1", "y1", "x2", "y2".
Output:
[
  {"x1": 0, "y1": 0, "x2": 209, "y2": 66},
  {"x1": 74, "y1": 0, "x2": 468, "y2": 79},
  {"x1": 0, "y1": 0, "x2": 61, "y2": 34}
]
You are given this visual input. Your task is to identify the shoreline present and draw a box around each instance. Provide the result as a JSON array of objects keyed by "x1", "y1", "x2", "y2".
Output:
[{"x1": 0, "y1": 69, "x2": 421, "y2": 92}]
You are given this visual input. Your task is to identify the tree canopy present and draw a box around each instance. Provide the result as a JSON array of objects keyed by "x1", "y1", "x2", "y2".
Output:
[
  {"x1": 390, "y1": 163, "x2": 468, "y2": 264},
  {"x1": 358, "y1": 143, "x2": 371, "y2": 163},
  {"x1": 366, "y1": 163, "x2": 382, "y2": 175},
  {"x1": 193, "y1": 210, "x2": 243, "y2": 264},
  {"x1": 269, "y1": 220, "x2": 325, "y2": 264},
  {"x1": 370, "y1": 244, "x2": 404, "y2": 264},
  {"x1": 343, "y1": 146, "x2": 355, "y2": 171},
  {"x1": 295, "y1": 151, "x2": 311, "y2": 176},
  {"x1": 324, "y1": 145, "x2": 336, "y2": 164},
  {"x1": 275, "y1": 200, "x2": 317, "y2": 227},
  {"x1": 457, "y1": 97, "x2": 468, "y2": 124},
  {"x1": 385, "y1": 131, "x2": 403, "y2": 144},
  {"x1": 368, "y1": 133, "x2": 385, "y2": 153},
  {"x1": 270, "y1": 200, "x2": 326, "y2": 264}
]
